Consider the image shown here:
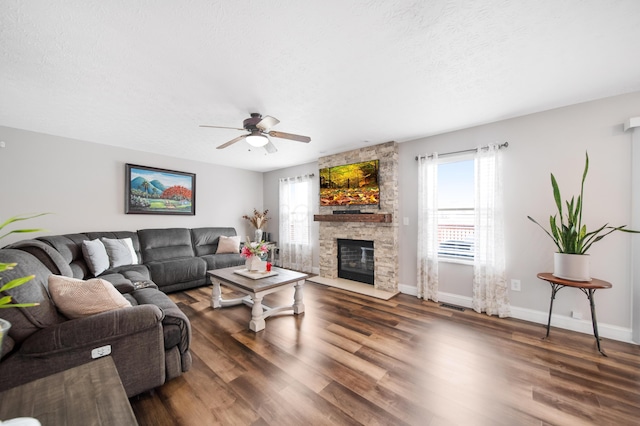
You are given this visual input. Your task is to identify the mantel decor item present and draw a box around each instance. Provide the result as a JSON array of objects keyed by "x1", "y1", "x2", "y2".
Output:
[
  {"x1": 242, "y1": 209, "x2": 270, "y2": 242},
  {"x1": 528, "y1": 152, "x2": 639, "y2": 281},
  {"x1": 125, "y1": 164, "x2": 196, "y2": 215}
]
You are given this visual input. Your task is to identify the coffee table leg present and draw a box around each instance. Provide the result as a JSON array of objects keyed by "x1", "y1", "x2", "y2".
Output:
[
  {"x1": 211, "y1": 280, "x2": 222, "y2": 309},
  {"x1": 250, "y1": 295, "x2": 266, "y2": 332},
  {"x1": 293, "y1": 281, "x2": 305, "y2": 314}
]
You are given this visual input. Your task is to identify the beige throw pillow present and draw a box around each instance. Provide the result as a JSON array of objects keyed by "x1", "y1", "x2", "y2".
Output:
[
  {"x1": 48, "y1": 275, "x2": 132, "y2": 319},
  {"x1": 216, "y1": 235, "x2": 241, "y2": 254}
]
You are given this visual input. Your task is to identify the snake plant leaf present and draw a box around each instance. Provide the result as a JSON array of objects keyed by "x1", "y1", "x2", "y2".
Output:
[
  {"x1": 528, "y1": 215, "x2": 563, "y2": 251},
  {"x1": 551, "y1": 173, "x2": 562, "y2": 219}
]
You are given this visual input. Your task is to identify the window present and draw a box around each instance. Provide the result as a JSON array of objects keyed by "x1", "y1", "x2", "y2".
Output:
[
  {"x1": 279, "y1": 174, "x2": 314, "y2": 272},
  {"x1": 283, "y1": 179, "x2": 310, "y2": 245},
  {"x1": 437, "y1": 157, "x2": 475, "y2": 262}
]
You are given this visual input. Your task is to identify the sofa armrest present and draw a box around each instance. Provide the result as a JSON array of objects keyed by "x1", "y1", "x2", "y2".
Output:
[
  {"x1": 19, "y1": 304, "x2": 163, "y2": 356},
  {"x1": 130, "y1": 288, "x2": 191, "y2": 354}
]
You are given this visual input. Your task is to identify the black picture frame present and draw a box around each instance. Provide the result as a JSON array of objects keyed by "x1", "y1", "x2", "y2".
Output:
[{"x1": 125, "y1": 164, "x2": 196, "y2": 215}]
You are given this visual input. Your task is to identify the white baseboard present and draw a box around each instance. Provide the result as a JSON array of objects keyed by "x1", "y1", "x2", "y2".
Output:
[{"x1": 397, "y1": 284, "x2": 634, "y2": 344}]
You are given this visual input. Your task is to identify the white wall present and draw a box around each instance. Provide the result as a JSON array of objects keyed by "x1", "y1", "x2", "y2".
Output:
[
  {"x1": 0, "y1": 126, "x2": 263, "y2": 245},
  {"x1": 398, "y1": 91, "x2": 640, "y2": 340},
  {"x1": 263, "y1": 162, "x2": 320, "y2": 272}
]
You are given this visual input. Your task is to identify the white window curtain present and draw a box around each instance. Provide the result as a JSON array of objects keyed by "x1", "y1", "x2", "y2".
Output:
[
  {"x1": 473, "y1": 144, "x2": 510, "y2": 317},
  {"x1": 417, "y1": 153, "x2": 439, "y2": 301},
  {"x1": 279, "y1": 174, "x2": 313, "y2": 273}
]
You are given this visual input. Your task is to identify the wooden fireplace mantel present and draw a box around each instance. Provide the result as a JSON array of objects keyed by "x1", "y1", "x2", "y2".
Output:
[{"x1": 313, "y1": 214, "x2": 392, "y2": 223}]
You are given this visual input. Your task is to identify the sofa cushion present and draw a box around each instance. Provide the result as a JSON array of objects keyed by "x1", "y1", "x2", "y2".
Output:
[
  {"x1": 191, "y1": 227, "x2": 239, "y2": 256},
  {"x1": 216, "y1": 235, "x2": 241, "y2": 254},
  {"x1": 101, "y1": 237, "x2": 138, "y2": 267},
  {"x1": 82, "y1": 239, "x2": 110, "y2": 276},
  {"x1": 145, "y1": 257, "x2": 206, "y2": 288},
  {"x1": 38, "y1": 234, "x2": 91, "y2": 279},
  {"x1": 138, "y1": 228, "x2": 194, "y2": 262},
  {"x1": 48, "y1": 275, "x2": 132, "y2": 319},
  {"x1": 200, "y1": 253, "x2": 245, "y2": 271}
]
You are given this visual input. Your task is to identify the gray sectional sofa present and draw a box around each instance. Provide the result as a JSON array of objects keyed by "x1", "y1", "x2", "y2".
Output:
[
  {"x1": 0, "y1": 227, "x2": 244, "y2": 397},
  {"x1": 12, "y1": 227, "x2": 245, "y2": 294}
]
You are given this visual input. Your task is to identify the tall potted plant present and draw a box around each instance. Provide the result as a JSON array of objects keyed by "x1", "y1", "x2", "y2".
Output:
[{"x1": 528, "y1": 152, "x2": 639, "y2": 281}]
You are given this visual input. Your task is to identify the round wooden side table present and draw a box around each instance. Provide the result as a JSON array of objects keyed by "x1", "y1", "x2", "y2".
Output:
[{"x1": 537, "y1": 272, "x2": 612, "y2": 356}]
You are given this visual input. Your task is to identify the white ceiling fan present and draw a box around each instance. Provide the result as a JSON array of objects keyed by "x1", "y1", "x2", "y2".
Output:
[{"x1": 200, "y1": 113, "x2": 311, "y2": 154}]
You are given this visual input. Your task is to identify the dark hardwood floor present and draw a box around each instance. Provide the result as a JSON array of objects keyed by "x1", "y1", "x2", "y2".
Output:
[{"x1": 130, "y1": 282, "x2": 640, "y2": 425}]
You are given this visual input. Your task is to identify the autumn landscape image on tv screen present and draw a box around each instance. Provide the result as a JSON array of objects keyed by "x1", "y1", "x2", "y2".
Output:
[{"x1": 320, "y1": 160, "x2": 380, "y2": 206}]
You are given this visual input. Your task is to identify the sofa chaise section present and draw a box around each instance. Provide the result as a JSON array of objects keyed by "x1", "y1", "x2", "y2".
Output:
[{"x1": 0, "y1": 249, "x2": 169, "y2": 397}]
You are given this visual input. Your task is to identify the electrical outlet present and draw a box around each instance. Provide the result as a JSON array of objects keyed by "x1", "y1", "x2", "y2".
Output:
[
  {"x1": 571, "y1": 310, "x2": 582, "y2": 320},
  {"x1": 510, "y1": 279, "x2": 521, "y2": 291}
]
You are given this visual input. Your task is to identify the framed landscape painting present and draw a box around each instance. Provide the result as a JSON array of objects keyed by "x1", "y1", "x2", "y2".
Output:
[{"x1": 125, "y1": 164, "x2": 196, "y2": 215}]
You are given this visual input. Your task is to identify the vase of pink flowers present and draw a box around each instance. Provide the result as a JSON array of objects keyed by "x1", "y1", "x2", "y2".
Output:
[{"x1": 241, "y1": 239, "x2": 269, "y2": 272}]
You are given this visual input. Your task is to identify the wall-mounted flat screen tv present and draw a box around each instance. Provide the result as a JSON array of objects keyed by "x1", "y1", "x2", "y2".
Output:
[{"x1": 319, "y1": 159, "x2": 380, "y2": 206}]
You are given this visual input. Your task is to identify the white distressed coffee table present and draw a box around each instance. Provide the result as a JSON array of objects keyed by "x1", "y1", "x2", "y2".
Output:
[{"x1": 208, "y1": 266, "x2": 309, "y2": 332}]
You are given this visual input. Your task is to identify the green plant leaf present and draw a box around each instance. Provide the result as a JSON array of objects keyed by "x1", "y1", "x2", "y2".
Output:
[
  {"x1": 0, "y1": 213, "x2": 49, "y2": 232},
  {"x1": 0, "y1": 275, "x2": 35, "y2": 293},
  {"x1": 551, "y1": 173, "x2": 562, "y2": 219},
  {"x1": 0, "y1": 262, "x2": 17, "y2": 273},
  {"x1": 0, "y1": 302, "x2": 40, "y2": 309},
  {"x1": 528, "y1": 215, "x2": 562, "y2": 251}
]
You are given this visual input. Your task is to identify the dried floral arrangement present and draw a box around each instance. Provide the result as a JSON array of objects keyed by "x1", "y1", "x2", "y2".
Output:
[{"x1": 242, "y1": 209, "x2": 270, "y2": 229}]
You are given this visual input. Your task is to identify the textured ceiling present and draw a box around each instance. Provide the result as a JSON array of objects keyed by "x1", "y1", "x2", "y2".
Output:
[{"x1": 1, "y1": 1, "x2": 640, "y2": 172}]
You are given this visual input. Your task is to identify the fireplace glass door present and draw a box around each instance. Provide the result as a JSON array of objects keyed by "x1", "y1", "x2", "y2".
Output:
[{"x1": 337, "y1": 239, "x2": 374, "y2": 285}]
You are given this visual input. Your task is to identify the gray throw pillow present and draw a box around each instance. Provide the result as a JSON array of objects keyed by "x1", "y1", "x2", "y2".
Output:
[
  {"x1": 82, "y1": 239, "x2": 110, "y2": 276},
  {"x1": 101, "y1": 237, "x2": 137, "y2": 268}
]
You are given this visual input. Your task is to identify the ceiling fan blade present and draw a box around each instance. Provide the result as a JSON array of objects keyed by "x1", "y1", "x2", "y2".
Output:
[
  {"x1": 268, "y1": 130, "x2": 311, "y2": 143},
  {"x1": 264, "y1": 140, "x2": 278, "y2": 154},
  {"x1": 200, "y1": 124, "x2": 245, "y2": 131},
  {"x1": 216, "y1": 134, "x2": 249, "y2": 149},
  {"x1": 256, "y1": 115, "x2": 280, "y2": 131}
]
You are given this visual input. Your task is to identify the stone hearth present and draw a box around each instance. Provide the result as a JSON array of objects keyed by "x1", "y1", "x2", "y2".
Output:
[{"x1": 317, "y1": 141, "x2": 399, "y2": 292}]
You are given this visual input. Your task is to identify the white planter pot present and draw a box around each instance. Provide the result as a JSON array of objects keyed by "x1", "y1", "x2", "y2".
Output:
[
  {"x1": 553, "y1": 253, "x2": 591, "y2": 281},
  {"x1": 245, "y1": 256, "x2": 265, "y2": 272}
]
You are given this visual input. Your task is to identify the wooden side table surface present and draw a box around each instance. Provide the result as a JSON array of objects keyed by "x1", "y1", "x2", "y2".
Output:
[{"x1": 0, "y1": 356, "x2": 138, "y2": 425}]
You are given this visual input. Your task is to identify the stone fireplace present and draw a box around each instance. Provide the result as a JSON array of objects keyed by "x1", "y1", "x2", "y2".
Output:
[{"x1": 316, "y1": 141, "x2": 399, "y2": 292}]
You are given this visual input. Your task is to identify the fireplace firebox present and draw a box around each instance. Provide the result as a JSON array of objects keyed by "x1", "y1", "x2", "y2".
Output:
[{"x1": 337, "y1": 239, "x2": 374, "y2": 285}]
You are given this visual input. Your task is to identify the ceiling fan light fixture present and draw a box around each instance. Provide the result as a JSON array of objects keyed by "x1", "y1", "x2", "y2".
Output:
[{"x1": 246, "y1": 132, "x2": 269, "y2": 147}]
